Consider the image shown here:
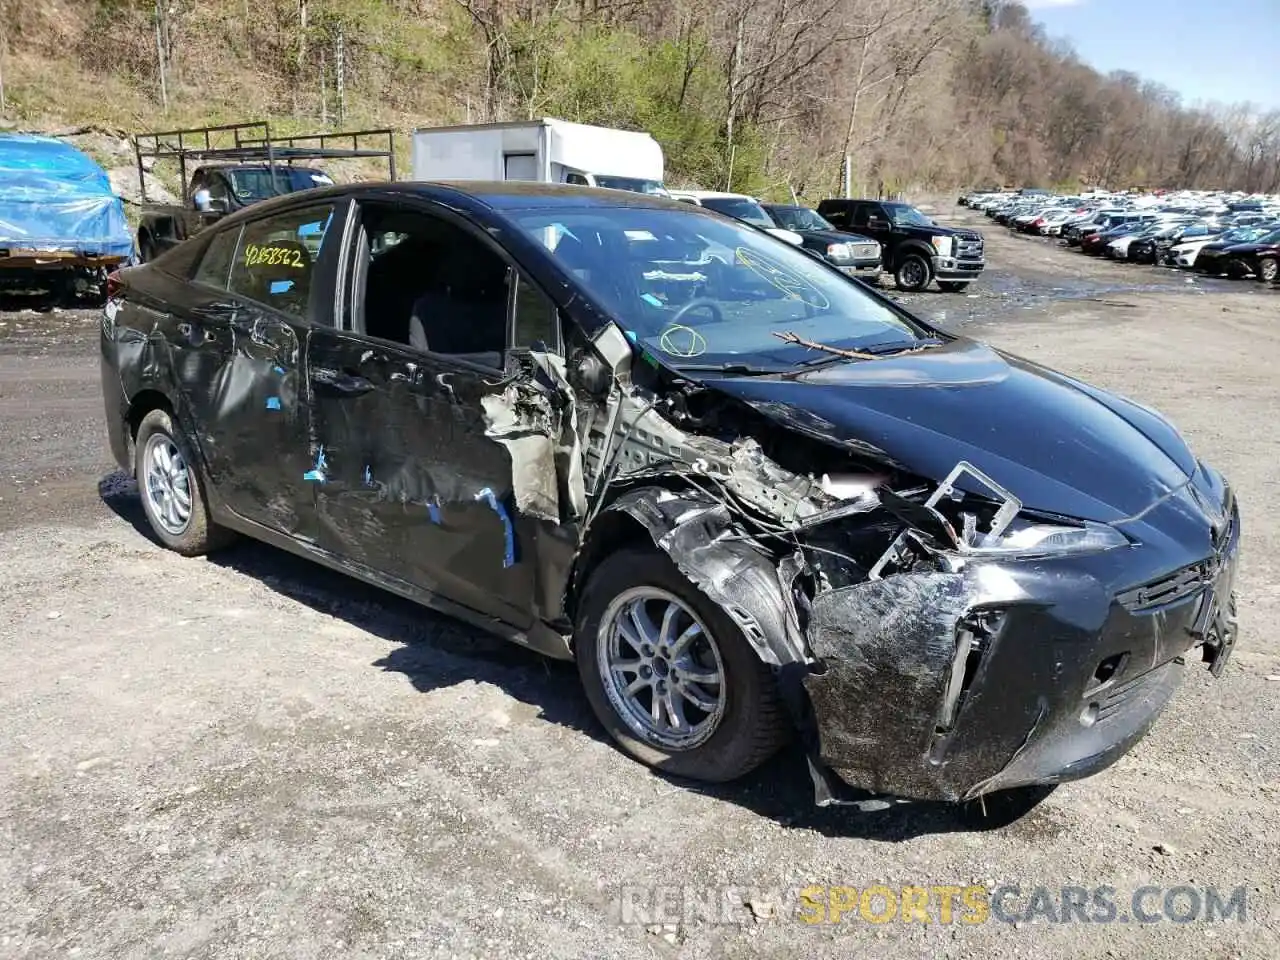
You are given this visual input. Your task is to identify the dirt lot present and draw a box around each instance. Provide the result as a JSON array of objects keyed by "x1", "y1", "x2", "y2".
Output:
[{"x1": 2, "y1": 216, "x2": 1279, "y2": 959}]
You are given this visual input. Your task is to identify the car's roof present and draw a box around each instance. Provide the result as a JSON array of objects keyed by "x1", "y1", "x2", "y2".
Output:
[{"x1": 199, "y1": 180, "x2": 705, "y2": 232}]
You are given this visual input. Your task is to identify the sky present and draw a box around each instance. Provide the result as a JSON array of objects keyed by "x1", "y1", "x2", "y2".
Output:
[{"x1": 1022, "y1": 0, "x2": 1280, "y2": 110}]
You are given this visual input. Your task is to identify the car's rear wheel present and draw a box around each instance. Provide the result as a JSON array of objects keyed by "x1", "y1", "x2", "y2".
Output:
[
  {"x1": 134, "y1": 408, "x2": 233, "y2": 556},
  {"x1": 895, "y1": 254, "x2": 932, "y2": 292},
  {"x1": 575, "y1": 546, "x2": 788, "y2": 782},
  {"x1": 1258, "y1": 256, "x2": 1278, "y2": 284},
  {"x1": 938, "y1": 280, "x2": 970, "y2": 293}
]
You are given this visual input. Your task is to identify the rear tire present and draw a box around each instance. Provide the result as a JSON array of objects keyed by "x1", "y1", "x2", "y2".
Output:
[
  {"x1": 134, "y1": 408, "x2": 234, "y2": 556},
  {"x1": 575, "y1": 546, "x2": 789, "y2": 783},
  {"x1": 894, "y1": 253, "x2": 932, "y2": 292},
  {"x1": 1258, "y1": 256, "x2": 1278, "y2": 284},
  {"x1": 938, "y1": 281, "x2": 970, "y2": 293}
]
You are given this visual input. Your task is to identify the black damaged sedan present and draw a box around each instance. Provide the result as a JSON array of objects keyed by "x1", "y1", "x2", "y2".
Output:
[{"x1": 99, "y1": 182, "x2": 1240, "y2": 807}]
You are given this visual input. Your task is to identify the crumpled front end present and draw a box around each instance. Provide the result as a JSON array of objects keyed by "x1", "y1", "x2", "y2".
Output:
[
  {"x1": 803, "y1": 530, "x2": 1237, "y2": 802},
  {"x1": 483, "y1": 321, "x2": 1241, "y2": 806}
]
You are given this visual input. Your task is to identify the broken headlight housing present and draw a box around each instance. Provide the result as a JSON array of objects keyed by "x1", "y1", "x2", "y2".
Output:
[
  {"x1": 963, "y1": 518, "x2": 1130, "y2": 558},
  {"x1": 870, "y1": 462, "x2": 1132, "y2": 579}
]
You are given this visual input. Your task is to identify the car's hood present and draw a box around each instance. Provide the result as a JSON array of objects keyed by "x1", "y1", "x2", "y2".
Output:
[{"x1": 700, "y1": 338, "x2": 1196, "y2": 523}]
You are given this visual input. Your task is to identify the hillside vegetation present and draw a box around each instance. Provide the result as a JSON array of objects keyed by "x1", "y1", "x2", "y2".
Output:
[{"x1": 2, "y1": 0, "x2": 1277, "y2": 201}]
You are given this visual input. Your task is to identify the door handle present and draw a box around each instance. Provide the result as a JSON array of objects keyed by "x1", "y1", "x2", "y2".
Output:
[{"x1": 310, "y1": 366, "x2": 375, "y2": 396}]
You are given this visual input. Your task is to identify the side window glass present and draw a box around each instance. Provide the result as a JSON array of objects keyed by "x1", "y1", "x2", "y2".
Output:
[
  {"x1": 228, "y1": 204, "x2": 335, "y2": 320},
  {"x1": 851, "y1": 204, "x2": 869, "y2": 227},
  {"x1": 513, "y1": 273, "x2": 558, "y2": 351},
  {"x1": 193, "y1": 226, "x2": 241, "y2": 289},
  {"x1": 357, "y1": 203, "x2": 510, "y2": 368},
  {"x1": 565, "y1": 173, "x2": 589, "y2": 186}
]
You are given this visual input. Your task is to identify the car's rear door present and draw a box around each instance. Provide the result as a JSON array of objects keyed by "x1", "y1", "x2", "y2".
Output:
[
  {"x1": 304, "y1": 195, "x2": 561, "y2": 628},
  {"x1": 170, "y1": 198, "x2": 348, "y2": 539}
]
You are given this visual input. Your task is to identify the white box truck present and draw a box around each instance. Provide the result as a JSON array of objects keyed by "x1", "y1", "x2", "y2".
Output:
[{"x1": 411, "y1": 118, "x2": 667, "y2": 196}]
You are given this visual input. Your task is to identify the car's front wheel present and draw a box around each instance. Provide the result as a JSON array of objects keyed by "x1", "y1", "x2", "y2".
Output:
[
  {"x1": 134, "y1": 408, "x2": 233, "y2": 556},
  {"x1": 1258, "y1": 256, "x2": 1278, "y2": 284},
  {"x1": 895, "y1": 253, "x2": 932, "y2": 292},
  {"x1": 576, "y1": 547, "x2": 788, "y2": 782}
]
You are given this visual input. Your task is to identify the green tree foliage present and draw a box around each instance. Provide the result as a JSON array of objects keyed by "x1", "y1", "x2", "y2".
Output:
[{"x1": 0, "y1": 0, "x2": 1277, "y2": 196}]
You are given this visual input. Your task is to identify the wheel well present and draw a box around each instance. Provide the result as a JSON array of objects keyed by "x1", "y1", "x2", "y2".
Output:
[
  {"x1": 896, "y1": 242, "x2": 933, "y2": 267},
  {"x1": 124, "y1": 390, "x2": 174, "y2": 460},
  {"x1": 563, "y1": 509, "x2": 652, "y2": 629}
]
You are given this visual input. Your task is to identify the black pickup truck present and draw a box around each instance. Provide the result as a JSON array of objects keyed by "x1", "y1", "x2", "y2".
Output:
[
  {"x1": 133, "y1": 122, "x2": 395, "y2": 262},
  {"x1": 816, "y1": 198, "x2": 985, "y2": 292}
]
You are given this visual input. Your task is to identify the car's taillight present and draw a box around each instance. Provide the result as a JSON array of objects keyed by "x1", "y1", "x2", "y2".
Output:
[{"x1": 105, "y1": 270, "x2": 123, "y2": 301}]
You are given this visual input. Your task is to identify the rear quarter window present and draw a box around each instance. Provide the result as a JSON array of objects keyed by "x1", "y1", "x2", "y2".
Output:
[{"x1": 192, "y1": 226, "x2": 242, "y2": 289}]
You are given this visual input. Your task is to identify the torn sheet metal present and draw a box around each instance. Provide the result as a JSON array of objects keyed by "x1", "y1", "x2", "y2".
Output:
[
  {"x1": 599, "y1": 488, "x2": 809, "y2": 666},
  {"x1": 480, "y1": 351, "x2": 586, "y2": 524},
  {"x1": 802, "y1": 573, "x2": 974, "y2": 799},
  {"x1": 580, "y1": 388, "x2": 829, "y2": 528}
]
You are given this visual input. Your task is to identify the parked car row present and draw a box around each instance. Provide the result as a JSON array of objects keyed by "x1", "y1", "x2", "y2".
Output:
[{"x1": 964, "y1": 188, "x2": 1280, "y2": 286}]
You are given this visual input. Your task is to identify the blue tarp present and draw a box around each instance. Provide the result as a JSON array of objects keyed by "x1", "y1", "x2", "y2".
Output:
[{"x1": 0, "y1": 133, "x2": 133, "y2": 259}]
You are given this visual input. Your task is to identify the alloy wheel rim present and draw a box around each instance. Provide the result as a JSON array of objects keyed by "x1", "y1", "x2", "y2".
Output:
[
  {"x1": 597, "y1": 587, "x2": 727, "y2": 750},
  {"x1": 1262, "y1": 259, "x2": 1278, "y2": 283},
  {"x1": 902, "y1": 260, "x2": 925, "y2": 287},
  {"x1": 143, "y1": 433, "x2": 193, "y2": 536}
]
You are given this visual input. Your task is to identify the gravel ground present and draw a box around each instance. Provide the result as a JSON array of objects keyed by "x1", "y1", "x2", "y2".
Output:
[{"x1": 1, "y1": 218, "x2": 1278, "y2": 959}]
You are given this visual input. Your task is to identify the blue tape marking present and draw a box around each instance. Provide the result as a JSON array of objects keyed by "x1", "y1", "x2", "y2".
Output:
[
  {"x1": 273, "y1": 365, "x2": 286, "y2": 375},
  {"x1": 474, "y1": 487, "x2": 515, "y2": 568},
  {"x1": 427, "y1": 502, "x2": 442, "y2": 525},
  {"x1": 303, "y1": 445, "x2": 327, "y2": 483},
  {"x1": 641, "y1": 293, "x2": 663, "y2": 307},
  {"x1": 269, "y1": 279, "x2": 294, "y2": 294},
  {"x1": 265, "y1": 396, "x2": 281, "y2": 410}
]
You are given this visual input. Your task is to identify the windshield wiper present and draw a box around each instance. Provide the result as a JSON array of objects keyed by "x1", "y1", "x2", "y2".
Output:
[{"x1": 773, "y1": 330, "x2": 942, "y2": 365}]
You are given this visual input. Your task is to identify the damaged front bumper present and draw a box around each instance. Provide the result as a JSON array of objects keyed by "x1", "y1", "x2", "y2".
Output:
[{"x1": 800, "y1": 497, "x2": 1240, "y2": 804}]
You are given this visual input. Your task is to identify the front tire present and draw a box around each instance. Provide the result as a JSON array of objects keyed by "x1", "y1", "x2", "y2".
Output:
[
  {"x1": 938, "y1": 280, "x2": 970, "y2": 293},
  {"x1": 1257, "y1": 256, "x2": 1278, "y2": 284},
  {"x1": 895, "y1": 253, "x2": 932, "y2": 292},
  {"x1": 575, "y1": 547, "x2": 788, "y2": 782},
  {"x1": 134, "y1": 408, "x2": 233, "y2": 556}
]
